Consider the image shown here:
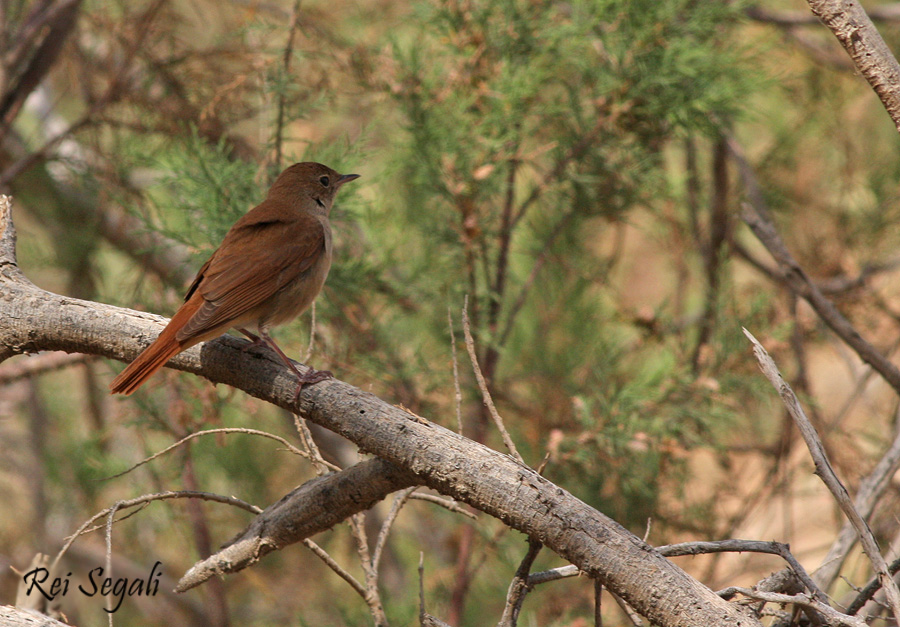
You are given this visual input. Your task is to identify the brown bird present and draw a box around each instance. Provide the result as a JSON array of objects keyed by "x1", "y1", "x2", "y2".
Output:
[{"x1": 109, "y1": 162, "x2": 359, "y2": 396}]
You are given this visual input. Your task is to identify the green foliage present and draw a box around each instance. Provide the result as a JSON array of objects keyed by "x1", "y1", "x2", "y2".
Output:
[
  {"x1": 379, "y1": 0, "x2": 759, "y2": 343},
  {"x1": 138, "y1": 130, "x2": 260, "y2": 253},
  {"x1": 372, "y1": 0, "x2": 766, "y2": 529}
]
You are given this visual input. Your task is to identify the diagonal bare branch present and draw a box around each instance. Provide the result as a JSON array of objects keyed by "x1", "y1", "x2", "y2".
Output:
[
  {"x1": 745, "y1": 328, "x2": 900, "y2": 623},
  {"x1": 729, "y1": 137, "x2": 900, "y2": 396}
]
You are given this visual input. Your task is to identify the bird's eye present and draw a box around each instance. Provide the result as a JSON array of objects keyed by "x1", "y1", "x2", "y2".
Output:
[{"x1": 319, "y1": 175, "x2": 330, "y2": 187}]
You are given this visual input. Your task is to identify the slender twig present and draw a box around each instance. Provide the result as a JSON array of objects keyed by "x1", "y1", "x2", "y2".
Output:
[
  {"x1": 372, "y1": 487, "x2": 418, "y2": 574},
  {"x1": 304, "y1": 538, "x2": 368, "y2": 599},
  {"x1": 61, "y1": 505, "x2": 150, "y2": 540},
  {"x1": 104, "y1": 502, "x2": 119, "y2": 622},
  {"x1": 303, "y1": 301, "x2": 317, "y2": 362},
  {"x1": 788, "y1": 294, "x2": 823, "y2": 428},
  {"x1": 461, "y1": 297, "x2": 524, "y2": 464},
  {"x1": 610, "y1": 594, "x2": 644, "y2": 626},
  {"x1": 658, "y1": 539, "x2": 824, "y2": 602},
  {"x1": 498, "y1": 539, "x2": 542, "y2": 627},
  {"x1": 408, "y1": 493, "x2": 478, "y2": 519},
  {"x1": 847, "y1": 553, "x2": 900, "y2": 615},
  {"x1": 594, "y1": 579, "x2": 603, "y2": 627},
  {"x1": 510, "y1": 114, "x2": 606, "y2": 230},
  {"x1": 348, "y1": 511, "x2": 389, "y2": 625},
  {"x1": 815, "y1": 403, "x2": 900, "y2": 590},
  {"x1": 419, "y1": 552, "x2": 427, "y2": 626},
  {"x1": 692, "y1": 137, "x2": 730, "y2": 372},
  {"x1": 293, "y1": 413, "x2": 340, "y2": 474},
  {"x1": 492, "y1": 150, "x2": 519, "y2": 314},
  {"x1": 737, "y1": 230, "x2": 900, "y2": 303},
  {"x1": 351, "y1": 513, "x2": 379, "y2": 611},
  {"x1": 497, "y1": 209, "x2": 577, "y2": 349},
  {"x1": 817, "y1": 256, "x2": 900, "y2": 294},
  {"x1": 828, "y1": 337, "x2": 900, "y2": 432},
  {"x1": 102, "y1": 427, "x2": 314, "y2": 481},
  {"x1": 745, "y1": 328, "x2": 900, "y2": 623},
  {"x1": 732, "y1": 240, "x2": 780, "y2": 284},
  {"x1": 485, "y1": 149, "x2": 521, "y2": 385}
]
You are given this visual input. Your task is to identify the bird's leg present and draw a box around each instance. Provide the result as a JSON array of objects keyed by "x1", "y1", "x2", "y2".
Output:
[
  {"x1": 257, "y1": 328, "x2": 333, "y2": 395},
  {"x1": 238, "y1": 328, "x2": 269, "y2": 354}
]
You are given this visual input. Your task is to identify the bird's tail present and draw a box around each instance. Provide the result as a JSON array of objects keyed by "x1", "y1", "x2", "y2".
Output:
[{"x1": 109, "y1": 331, "x2": 184, "y2": 395}]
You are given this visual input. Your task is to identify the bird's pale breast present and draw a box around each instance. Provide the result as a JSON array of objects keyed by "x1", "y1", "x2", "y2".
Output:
[{"x1": 251, "y1": 216, "x2": 333, "y2": 331}]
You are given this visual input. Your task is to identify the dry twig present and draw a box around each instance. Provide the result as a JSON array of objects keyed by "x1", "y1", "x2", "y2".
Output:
[
  {"x1": 461, "y1": 297, "x2": 524, "y2": 464},
  {"x1": 815, "y1": 405, "x2": 900, "y2": 590},
  {"x1": 745, "y1": 328, "x2": 900, "y2": 624},
  {"x1": 304, "y1": 538, "x2": 368, "y2": 598},
  {"x1": 292, "y1": 412, "x2": 340, "y2": 474},
  {"x1": 498, "y1": 539, "x2": 542, "y2": 627},
  {"x1": 408, "y1": 493, "x2": 477, "y2": 519},
  {"x1": 349, "y1": 512, "x2": 388, "y2": 625},
  {"x1": 372, "y1": 487, "x2": 418, "y2": 575},
  {"x1": 103, "y1": 427, "x2": 314, "y2": 480}
]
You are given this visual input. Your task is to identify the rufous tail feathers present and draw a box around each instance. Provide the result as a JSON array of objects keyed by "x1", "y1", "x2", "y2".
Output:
[
  {"x1": 109, "y1": 297, "x2": 204, "y2": 395},
  {"x1": 109, "y1": 329, "x2": 184, "y2": 395}
]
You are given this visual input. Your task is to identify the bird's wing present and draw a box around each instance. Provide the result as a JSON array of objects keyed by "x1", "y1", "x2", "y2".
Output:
[{"x1": 175, "y1": 209, "x2": 325, "y2": 342}]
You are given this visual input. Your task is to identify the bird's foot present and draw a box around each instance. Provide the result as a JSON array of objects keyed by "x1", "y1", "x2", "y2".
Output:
[
  {"x1": 298, "y1": 368, "x2": 333, "y2": 385},
  {"x1": 291, "y1": 368, "x2": 333, "y2": 399}
]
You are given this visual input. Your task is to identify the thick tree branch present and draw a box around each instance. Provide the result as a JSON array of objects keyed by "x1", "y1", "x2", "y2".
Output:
[
  {"x1": 0, "y1": 605, "x2": 70, "y2": 627},
  {"x1": 0, "y1": 197, "x2": 757, "y2": 626},
  {"x1": 747, "y1": 4, "x2": 900, "y2": 26},
  {"x1": 176, "y1": 458, "x2": 418, "y2": 592}
]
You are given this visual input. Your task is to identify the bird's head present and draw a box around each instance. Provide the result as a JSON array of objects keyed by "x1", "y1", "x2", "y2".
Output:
[{"x1": 269, "y1": 162, "x2": 360, "y2": 213}]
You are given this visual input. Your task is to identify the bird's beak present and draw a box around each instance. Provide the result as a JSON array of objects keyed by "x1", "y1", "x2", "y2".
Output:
[{"x1": 336, "y1": 173, "x2": 361, "y2": 188}]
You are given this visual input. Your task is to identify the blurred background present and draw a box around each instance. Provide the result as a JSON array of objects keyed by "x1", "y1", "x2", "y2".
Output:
[{"x1": 1, "y1": 0, "x2": 900, "y2": 624}]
